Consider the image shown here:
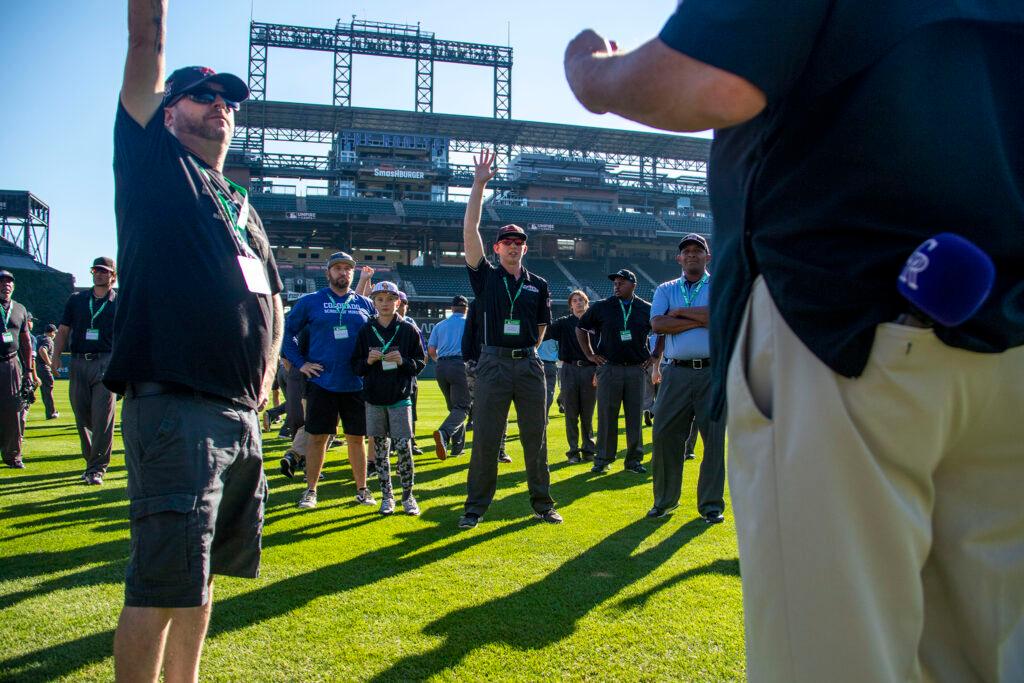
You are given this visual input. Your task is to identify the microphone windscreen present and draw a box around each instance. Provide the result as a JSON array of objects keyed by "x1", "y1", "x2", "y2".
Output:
[{"x1": 897, "y1": 232, "x2": 995, "y2": 327}]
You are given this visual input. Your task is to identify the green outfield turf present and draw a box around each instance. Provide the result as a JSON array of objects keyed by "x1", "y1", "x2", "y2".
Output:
[{"x1": 0, "y1": 379, "x2": 744, "y2": 682}]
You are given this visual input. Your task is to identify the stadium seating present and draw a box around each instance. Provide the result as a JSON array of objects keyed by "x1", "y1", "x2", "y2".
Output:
[
  {"x1": 492, "y1": 205, "x2": 582, "y2": 229},
  {"x1": 561, "y1": 260, "x2": 615, "y2": 300},
  {"x1": 395, "y1": 264, "x2": 472, "y2": 298},
  {"x1": 630, "y1": 257, "x2": 681, "y2": 301},
  {"x1": 402, "y1": 200, "x2": 467, "y2": 221},
  {"x1": 659, "y1": 214, "x2": 715, "y2": 235},
  {"x1": 250, "y1": 193, "x2": 298, "y2": 213},
  {"x1": 578, "y1": 210, "x2": 660, "y2": 234},
  {"x1": 526, "y1": 259, "x2": 576, "y2": 302},
  {"x1": 306, "y1": 196, "x2": 397, "y2": 215}
]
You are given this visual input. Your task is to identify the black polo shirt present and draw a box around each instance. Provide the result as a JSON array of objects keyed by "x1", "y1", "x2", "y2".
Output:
[
  {"x1": 547, "y1": 313, "x2": 594, "y2": 364},
  {"x1": 60, "y1": 290, "x2": 117, "y2": 354},
  {"x1": 660, "y1": 2, "x2": 1024, "y2": 419},
  {"x1": 461, "y1": 300, "x2": 482, "y2": 363},
  {"x1": 0, "y1": 299, "x2": 29, "y2": 360},
  {"x1": 577, "y1": 296, "x2": 652, "y2": 365},
  {"x1": 107, "y1": 102, "x2": 283, "y2": 409},
  {"x1": 467, "y1": 257, "x2": 551, "y2": 348}
]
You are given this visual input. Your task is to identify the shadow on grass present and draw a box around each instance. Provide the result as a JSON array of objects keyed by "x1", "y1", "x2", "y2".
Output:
[
  {"x1": 612, "y1": 556, "x2": 741, "y2": 612},
  {"x1": 369, "y1": 518, "x2": 709, "y2": 682}
]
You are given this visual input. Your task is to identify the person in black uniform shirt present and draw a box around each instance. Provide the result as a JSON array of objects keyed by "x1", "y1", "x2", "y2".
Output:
[
  {"x1": 566, "y1": 5, "x2": 1024, "y2": 680},
  {"x1": 458, "y1": 148, "x2": 560, "y2": 529},
  {"x1": 0, "y1": 270, "x2": 34, "y2": 469},
  {"x1": 462, "y1": 299, "x2": 510, "y2": 463},
  {"x1": 109, "y1": 3, "x2": 284, "y2": 679},
  {"x1": 36, "y1": 323, "x2": 58, "y2": 419},
  {"x1": 52, "y1": 257, "x2": 118, "y2": 485},
  {"x1": 576, "y1": 269, "x2": 652, "y2": 475},
  {"x1": 546, "y1": 290, "x2": 597, "y2": 464}
]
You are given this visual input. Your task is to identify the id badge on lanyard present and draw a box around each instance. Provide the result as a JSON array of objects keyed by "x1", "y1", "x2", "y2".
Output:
[
  {"x1": 205, "y1": 167, "x2": 271, "y2": 295},
  {"x1": 1, "y1": 332, "x2": 12, "y2": 344},
  {"x1": 334, "y1": 326, "x2": 349, "y2": 340},
  {"x1": 85, "y1": 328, "x2": 100, "y2": 341},
  {"x1": 504, "y1": 319, "x2": 521, "y2": 336}
]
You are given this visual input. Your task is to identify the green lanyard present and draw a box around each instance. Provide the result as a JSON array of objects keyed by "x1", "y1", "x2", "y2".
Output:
[
  {"x1": 619, "y1": 298, "x2": 633, "y2": 330},
  {"x1": 503, "y1": 275, "x2": 525, "y2": 316},
  {"x1": 201, "y1": 168, "x2": 253, "y2": 256},
  {"x1": 371, "y1": 322, "x2": 400, "y2": 353},
  {"x1": 326, "y1": 291, "x2": 354, "y2": 327},
  {"x1": 89, "y1": 295, "x2": 109, "y2": 328},
  {"x1": 681, "y1": 274, "x2": 708, "y2": 307},
  {"x1": 0, "y1": 302, "x2": 10, "y2": 331}
]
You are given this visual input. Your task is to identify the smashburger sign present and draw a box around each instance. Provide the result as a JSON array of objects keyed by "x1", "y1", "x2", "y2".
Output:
[{"x1": 373, "y1": 168, "x2": 426, "y2": 180}]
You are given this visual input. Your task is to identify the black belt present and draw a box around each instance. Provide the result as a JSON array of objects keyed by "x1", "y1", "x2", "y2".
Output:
[
  {"x1": 73, "y1": 352, "x2": 110, "y2": 360},
  {"x1": 438, "y1": 355, "x2": 464, "y2": 361},
  {"x1": 542, "y1": 360, "x2": 557, "y2": 365},
  {"x1": 568, "y1": 360, "x2": 596, "y2": 367},
  {"x1": 482, "y1": 345, "x2": 537, "y2": 360},
  {"x1": 608, "y1": 360, "x2": 644, "y2": 367},
  {"x1": 669, "y1": 357, "x2": 711, "y2": 369},
  {"x1": 125, "y1": 381, "x2": 240, "y2": 407}
]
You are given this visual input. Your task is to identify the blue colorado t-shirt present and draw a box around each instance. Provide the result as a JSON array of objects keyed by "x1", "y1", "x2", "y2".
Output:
[{"x1": 283, "y1": 288, "x2": 375, "y2": 393}]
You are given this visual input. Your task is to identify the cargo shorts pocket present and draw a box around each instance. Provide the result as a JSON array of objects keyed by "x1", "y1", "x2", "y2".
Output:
[{"x1": 129, "y1": 493, "x2": 200, "y2": 586}]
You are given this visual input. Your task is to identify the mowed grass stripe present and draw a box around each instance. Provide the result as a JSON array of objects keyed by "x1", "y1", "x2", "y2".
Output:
[{"x1": 0, "y1": 379, "x2": 744, "y2": 682}]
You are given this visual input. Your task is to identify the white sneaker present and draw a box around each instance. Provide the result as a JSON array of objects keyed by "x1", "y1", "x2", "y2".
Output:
[
  {"x1": 297, "y1": 489, "x2": 317, "y2": 509},
  {"x1": 355, "y1": 487, "x2": 376, "y2": 506},
  {"x1": 402, "y1": 496, "x2": 421, "y2": 516},
  {"x1": 379, "y1": 496, "x2": 395, "y2": 515}
]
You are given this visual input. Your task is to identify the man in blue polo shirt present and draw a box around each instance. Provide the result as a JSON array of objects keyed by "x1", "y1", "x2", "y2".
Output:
[
  {"x1": 283, "y1": 251, "x2": 376, "y2": 509},
  {"x1": 647, "y1": 234, "x2": 724, "y2": 522},
  {"x1": 429, "y1": 295, "x2": 470, "y2": 459}
]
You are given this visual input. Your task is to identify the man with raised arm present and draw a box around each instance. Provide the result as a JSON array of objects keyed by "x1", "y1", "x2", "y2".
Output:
[
  {"x1": 458, "y1": 149, "x2": 560, "y2": 529},
  {"x1": 109, "y1": 2, "x2": 283, "y2": 680}
]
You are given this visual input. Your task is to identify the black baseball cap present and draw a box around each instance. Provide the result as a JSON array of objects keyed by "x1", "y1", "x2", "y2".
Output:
[
  {"x1": 92, "y1": 256, "x2": 115, "y2": 272},
  {"x1": 452, "y1": 295, "x2": 469, "y2": 307},
  {"x1": 608, "y1": 269, "x2": 637, "y2": 284},
  {"x1": 494, "y1": 224, "x2": 528, "y2": 243},
  {"x1": 0, "y1": 270, "x2": 14, "y2": 281},
  {"x1": 678, "y1": 233, "x2": 710, "y2": 253},
  {"x1": 45, "y1": 324, "x2": 57, "y2": 333},
  {"x1": 162, "y1": 66, "x2": 249, "y2": 107}
]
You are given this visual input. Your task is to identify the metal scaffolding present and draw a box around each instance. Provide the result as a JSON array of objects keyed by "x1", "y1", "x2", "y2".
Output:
[{"x1": 0, "y1": 191, "x2": 49, "y2": 265}]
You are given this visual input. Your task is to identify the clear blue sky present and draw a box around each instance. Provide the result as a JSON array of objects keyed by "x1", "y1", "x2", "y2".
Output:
[{"x1": 0, "y1": 1, "x2": 706, "y2": 283}]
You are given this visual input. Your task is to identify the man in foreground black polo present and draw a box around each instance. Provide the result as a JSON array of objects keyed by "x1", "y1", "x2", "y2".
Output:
[
  {"x1": 52, "y1": 257, "x2": 118, "y2": 485},
  {"x1": 459, "y1": 149, "x2": 559, "y2": 529},
  {"x1": 108, "y1": 2, "x2": 284, "y2": 680},
  {"x1": 546, "y1": 290, "x2": 597, "y2": 464},
  {"x1": 0, "y1": 271, "x2": 33, "y2": 470},
  {"x1": 566, "y1": 4, "x2": 1024, "y2": 681},
  {"x1": 576, "y1": 270, "x2": 652, "y2": 475}
]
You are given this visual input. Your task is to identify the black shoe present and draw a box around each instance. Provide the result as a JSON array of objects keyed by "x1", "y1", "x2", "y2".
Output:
[
  {"x1": 432, "y1": 429, "x2": 449, "y2": 461},
  {"x1": 534, "y1": 508, "x2": 563, "y2": 524},
  {"x1": 643, "y1": 410, "x2": 653, "y2": 427},
  {"x1": 646, "y1": 504, "x2": 677, "y2": 519},
  {"x1": 498, "y1": 452, "x2": 512, "y2": 464},
  {"x1": 581, "y1": 452, "x2": 596, "y2": 462},
  {"x1": 703, "y1": 511, "x2": 725, "y2": 525},
  {"x1": 590, "y1": 463, "x2": 609, "y2": 474},
  {"x1": 279, "y1": 451, "x2": 297, "y2": 479},
  {"x1": 566, "y1": 453, "x2": 582, "y2": 465},
  {"x1": 412, "y1": 443, "x2": 424, "y2": 456},
  {"x1": 277, "y1": 427, "x2": 291, "y2": 439},
  {"x1": 458, "y1": 513, "x2": 480, "y2": 529},
  {"x1": 466, "y1": 421, "x2": 474, "y2": 431},
  {"x1": 450, "y1": 440, "x2": 465, "y2": 457},
  {"x1": 11, "y1": 461, "x2": 25, "y2": 469},
  {"x1": 624, "y1": 462, "x2": 647, "y2": 474},
  {"x1": 557, "y1": 403, "x2": 565, "y2": 414},
  {"x1": 684, "y1": 453, "x2": 696, "y2": 461}
]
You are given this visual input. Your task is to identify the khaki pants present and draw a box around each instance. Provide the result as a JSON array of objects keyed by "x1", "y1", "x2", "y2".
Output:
[{"x1": 727, "y1": 276, "x2": 1023, "y2": 683}]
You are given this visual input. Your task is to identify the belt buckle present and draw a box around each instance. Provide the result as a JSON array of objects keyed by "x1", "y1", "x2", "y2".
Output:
[
  {"x1": 692, "y1": 359, "x2": 703, "y2": 369},
  {"x1": 512, "y1": 348, "x2": 528, "y2": 360}
]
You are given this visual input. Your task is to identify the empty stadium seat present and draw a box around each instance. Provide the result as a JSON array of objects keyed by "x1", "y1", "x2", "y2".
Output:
[{"x1": 305, "y1": 196, "x2": 397, "y2": 215}]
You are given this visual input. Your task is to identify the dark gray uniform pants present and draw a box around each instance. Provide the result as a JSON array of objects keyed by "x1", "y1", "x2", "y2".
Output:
[
  {"x1": 595, "y1": 363, "x2": 645, "y2": 468},
  {"x1": 645, "y1": 363, "x2": 698, "y2": 454},
  {"x1": 0, "y1": 357, "x2": 23, "y2": 466},
  {"x1": 559, "y1": 363, "x2": 596, "y2": 458},
  {"x1": 69, "y1": 354, "x2": 116, "y2": 475},
  {"x1": 283, "y1": 364, "x2": 306, "y2": 436},
  {"x1": 38, "y1": 366, "x2": 56, "y2": 417},
  {"x1": 465, "y1": 350, "x2": 553, "y2": 516},
  {"x1": 651, "y1": 363, "x2": 726, "y2": 515},
  {"x1": 543, "y1": 361, "x2": 558, "y2": 416},
  {"x1": 435, "y1": 357, "x2": 470, "y2": 447}
]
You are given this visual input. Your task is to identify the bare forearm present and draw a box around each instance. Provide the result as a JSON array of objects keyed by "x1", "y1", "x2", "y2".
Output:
[
  {"x1": 651, "y1": 315, "x2": 704, "y2": 335},
  {"x1": 535, "y1": 325, "x2": 547, "y2": 348},
  {"x1": 19, "y1": 332, "x2": 33, "y2": 373},
  {"x1": 52, "y1": 327, "x2": 70, "y2": 359},
  {"x1": 463, "y1": 182, "x2": 486, "y2": 266},
  {"x1": 262, "y1": 295, "x2": 284, "y2": 396},
  {"x1": 670, "y1": 306, "x2": 709, "y2": 325},
  {"x1": 575, "y1": 329, "x2": 595, "y2": 358},
  {"x1": 122, "y1": 0, "x2": 167, "y2": 125}
]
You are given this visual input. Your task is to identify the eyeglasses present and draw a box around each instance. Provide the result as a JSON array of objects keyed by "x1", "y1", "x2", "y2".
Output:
[
  {"x1": 498, "y1": 238, "x2": 525, "y2": 246},
  {"x1": 184, "y1": 89, "x2": 240, "y2": 111}
]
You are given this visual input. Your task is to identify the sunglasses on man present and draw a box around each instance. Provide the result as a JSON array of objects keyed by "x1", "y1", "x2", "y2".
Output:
[
  {"x1": 173, "y1": 88, "x2": 241, "y2": 111},
  {"x1": 498, "y1": 238, "x2": 525, "y2": 246}
]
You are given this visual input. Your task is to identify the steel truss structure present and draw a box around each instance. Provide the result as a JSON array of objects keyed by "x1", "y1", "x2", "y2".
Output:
[{"x1": 0, "y1": 190, "x2": 49, "y2": 264}]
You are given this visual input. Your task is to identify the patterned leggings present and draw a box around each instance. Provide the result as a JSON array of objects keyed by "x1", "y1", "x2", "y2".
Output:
[{"x1": 372, "y1": 437, "x2": 415, "y2": 500}]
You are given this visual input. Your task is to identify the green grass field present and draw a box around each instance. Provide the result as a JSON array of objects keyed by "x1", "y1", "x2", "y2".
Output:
[{"x1": 0, "y1": 380, "x2": 744, "y2": 682}]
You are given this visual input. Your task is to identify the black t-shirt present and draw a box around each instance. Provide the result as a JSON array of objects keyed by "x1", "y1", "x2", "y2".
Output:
[
  {"x1": 660, "y1": 2, "x2": 1024, "y2": 418},
  {"x1": 60, "y1": 290, "x2": 117, "y2": 353},
  {"x1": 106, "y1": 102, "x2": 283, "y2": 408},
  {"x1": 577, "y1": 296, "x2": 652, "y2": 364},
  {"x1": 467, "y1": 257, "x2": 551, "y2": 348},
  {"x1": 36, "y1": 335, "x2": 54, "y2": 367},
  {"x1": 461, "y1": 300, "x2": 482, "y2": 363},
  {"x1": 351, "y1": 316, "x2": 426, "y2": 406},
  {"x1": 547, "y1": 313, "x2": 595, "y2": 364},
  {"x1": 0, "y1": 300, "x2": 28, "y2": 360}
]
